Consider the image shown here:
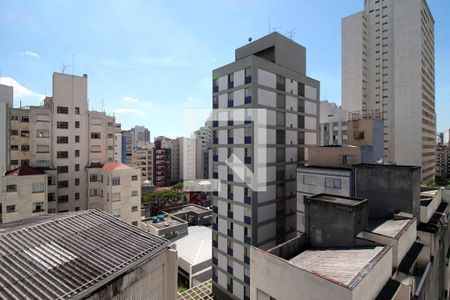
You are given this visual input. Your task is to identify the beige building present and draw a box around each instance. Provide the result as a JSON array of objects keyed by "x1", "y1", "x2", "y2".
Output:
[
  {"x1": 5, "y1": 72, "x2": 118, "y2": 214},
  {"x1": 0, "y1": 209, "x2": 178, "y2": 300},
  {"x1": 319, "y1": 100, "x2": 348, "y2": 146},
  {"x1": 0, "y1": 166, "x2": 57, "y2": 223},
  {"x1": 87, "y1": 162, "x2": 141, "y2": 225},
  {"x1": 342, "y1": 0, "x2": 436, "y2": 182},
  {"x1": 131, "y1": 146, "x2": 154, "y2": 182},
  {"x1": 179, "y1": 137, "x2": 197, "y2": 181}
]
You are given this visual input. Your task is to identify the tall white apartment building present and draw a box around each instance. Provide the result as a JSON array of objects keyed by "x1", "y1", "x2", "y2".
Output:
[
  {"x1": 178, "y1": 137, "x2": 196, "y2": 181},
  {"x1": 211, "y1": 32, "x2": 319, "y2": 300},
  {"x1": 342, "y1": 0, "x2": 435, "y2": 181},
  {"x1": 319, "y1": 100, "x2": 348, "y2": 146},
  {"x1": 5, "y1": 72, "x2": 116, "y2": 214},
  {"x1": 0, "y1": 84, "x2": 13, "y2": 176},
  {"x1": 194, "y1": 126, "x2": 213, "y2": 179}
]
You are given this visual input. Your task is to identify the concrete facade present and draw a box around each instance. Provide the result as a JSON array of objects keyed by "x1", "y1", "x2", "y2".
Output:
[
  {"x1": 211, "y1": 32, "x2": 320, "y2": 300},
  {"x1": 0, "y1": 84, "x2": 13, "y2": 176},
  {"x1": 319, "y1": 100, "x2": 348, "y2": 146},
  {"x1": 179, "y1": 137, "x2": 196, "y2": 181},
  {"x1": 342, "y1": 0, "x2": 436, "y2": 182}
]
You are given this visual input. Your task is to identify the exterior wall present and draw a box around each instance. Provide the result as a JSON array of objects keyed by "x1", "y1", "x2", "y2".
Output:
[
  {"x1": 131, "y1": 126, "x2": 151, "y2": 148},
  {"x1": 179, "y1": 137, "x2": 196, "y2": 181},
  {"x1": 296, "y1": 167, "x2": 352, "y2": 233},
  {"x1": 132, "y1": 147, "x2": 153, "y2": 182},
  {"x1": 9, "y1": 108, "x2": 31, "y2": 170},
  {"x1": 0, "y1": 173, "x2": 47, "y2": 223},
  {"x1": 319, "y1": 100, "x2": 348, "y2": 146},
  {"x1": 342, "y1": 0, "x2": 436, "y2": 182},
  {"x1": 308, "y1": 146, "x2": 361, "y2": 168},
  {"x1": 211, "y1": 32, "x2": 320, "y2": 300},
  {"x1": 88, "y1": 247, "x2": 177, "y2": 300},
  {"x1": 87, "y1": 166, "x2": 141, "y2": 225},
  {"x1": 88, "y1": 111, "x2": 115, "y2": 165},
  {"x1": 0, "y1": 85, "x2": 13, "y2": 176},
  {"x1": 114, "y1": 133, "x2": 122, "y2": 162}
]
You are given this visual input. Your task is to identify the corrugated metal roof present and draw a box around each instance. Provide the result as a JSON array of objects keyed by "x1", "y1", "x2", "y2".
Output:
[{"x1": 0, "y1": 209, "x2": 169, "y2": 299}]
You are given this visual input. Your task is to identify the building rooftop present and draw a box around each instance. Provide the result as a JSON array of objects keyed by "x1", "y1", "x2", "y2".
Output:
[
  {"x1": 86, "y1": 162, "x2": 132, "y2": 171},
  {"x1": 141, "y1": 214, "x2": 186, "y2": 229},
  {"x1": 307, "y1": 194, "x2": 367, "y2": 207},
  {"x1": 172, "y1": 226, "x2": 212, "y2": 266},
  {"x1": 4, "y1": 165, "x2": 47, "y2": 176},
  {"x1": 178, "y1": 279, "x2": 213, "y2": 300},
  {"x1": 0, "y1": 210, "x2": 169, "y2": 299},
  {"x1": 369, "y1": 218, "x2": 414, "y2": 239},
  {"x1": 165, "y1": 204, "x2": 210, "y2": 215},
  {"x1": 289, "y1": 246, "x2": 385, "y2": 289}
]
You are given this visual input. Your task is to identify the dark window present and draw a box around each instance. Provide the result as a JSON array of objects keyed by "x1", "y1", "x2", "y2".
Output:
[
  {"x1": 21, "y1": 116, "x2": 29, "y2": 123},
  {"x1": 57, "y1": 136, "x2": 68, "y2": 144},
  {"x1": 10, "y1": 160, "x2": 18, "y2": 165},
  {"x1": 276, "y1": 130, "x2": 285, "y2": 144},
  {"x1": 75, "y1": 107, "x2": 80, "y2": 114},
  {"x1": 75, "y1": 121, "x2": 80, "y2": 128},
  {"x1": 57, "y1": 106, "x2": 69, "y2": 114},
  {"x1": 57, "y1": 121, "x2": 69, "y2": 129},
  {"x1": 57, "y1": 166, "x2": 69, "y2": 173},
  {"x1": 91, "y1": 132, "x2": 101, "y2": 139},
  {"x1": 75, "y1": 135, "x2": 80, "y2": 143},
  {"x1": 298, "y1": 82, "x2": 305, "y2": 97},
  {"x1": 132, "y1": 175, "x2": 138, "y2": 181},
  {"x1": 75, "y1": 164, "x2": 80, "y2": 171},
  {"x1": 21, "y1": 145, "x2": 30, "y2": 152},
  {"x1": 10, "y1": 130, "x2": 18, "y2": 136},
  {"x1": 57, "y1": 151, "x2": 69, "y2": 159},
  {"x1": 58, "y1": 180, "x2": 69, "y2": 188},
  {"x1": 75, "y1": 178, "x2": 80, "y2": 186},
  {"x1": 6, "y1": 205, "x2": 16, "y2": 213},
  {"x1": 75, "y1": 193, "x2": 80, "y2": 200},
  {"x1": 10, "y1": 145, "x2": 18, "y2": 150},
  {"x1": 58, "y1": 195, "x2": 69, "y2": 203},
  {"x1": 21, "y1": 130, "x2": 30, "y2": 137},
  {"x1": 21, "y1": 160, "x2": 30, "y2": 166},
  {"x1": 276, "y1": 75, "x2": 285, "y2": 91},
  {"x1": 75, "y1": 150, "x2": 80, "y2": 157},
  {"x1": 6, "y1": 185, "x2": 17, "y2": 192}
]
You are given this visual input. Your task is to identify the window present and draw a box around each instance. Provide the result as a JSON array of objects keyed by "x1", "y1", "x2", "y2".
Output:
[
  {"x1": 75, "y1": 207, "x2": 80, "y2": 211},
  {"x1": 10, "y1": 129, "x2": 18, "y2": 136},
  {"x1": 75, "y1": 164, "x2": 80, "y2": 171},
  {"x1": 276, "y1": 75, "x2": 285, "y2": 91},
  {"x1": 75, "y1": 135, "x2": 80, "y2": 143},
  {"x1": 6, "y1": 205, "x2": 16, "y2": 213},
  {"x1": 107, "y1": 122, "x2": 113, "y2": 127},
  {"x1": 90, "y1": 145, "x2": 101, "y2": 153},
  {"x1": 36, "y1": 114, "x2": 50, "y2": 122},
  {"x1": 10, "y1": 145, "x2": 18, "y2": 150},
  {"x1": 57, "y1": 106, "x2": 68, "y2": 114},
  {"x1": 90, "y1": 174, "x2": 98, "y2": 182},
  {"x1": 58, "y1": 195, "x2": 69, "y2": 203},
  {"x1": 31, "y1": 183, "x2": 45, "y2": 193},
  {"x1": 74, "y1": 178, "x2": 80, "y2": 186},
  {"x1": 90, "y1": 189, "x2": 98, "y2": 197},
  {"x1": 32, "y1": 202, "x2": 44, "y2": 213},
  {"x1": 132, "y1": 221, "x2": 138, "y2": 226},
  {"x1": 325, "y1": 178, "x2": 342, "y2": 189},
  {"x1": 91, "y1": 132, "x2": 101, "y2": 139},
  {"x1": 36, "y1": 160, "x2": 49, "y2": 167},
  {"x1": 21, "y1": 145, "x2": 30, "y2": 151},
  {"x1": 57, "y1": 151, "x2": 69, "y2": 159},
  {"x1": 21, "y1": 160, "x2": 30, "y2": 166},
  {"x1": 132, "y1": 175, "x2": 138, "y2": 181},
  {"x1": 75, "y1": 107, "x2": 80, "y2": 114},
  {"x1": 112, "y1": 193, "x2": 121, "y2": 202},
  {"x1": 58, "y1": 180, "x2": 69, "y2": 188},
  {"x1": 6, "y1": 185, "x2": 17, "y2": 193},
  {"x1": 132, "y1": 190, "x2": 138, "y2": 196},
  {"x1": 48, "y1": 208, "x2": 56, "y2": 213},
  {"x1": 10, "y1": 115, "x2": 18, "y2": 121},
  {"x1": 21, "y1": 130, "x2": 30, "y2": 137},
  {"x1": 107, "y1": 133, "x2": 114, "y2": 138},
  {"x1": 36, "y1": 145, "x2": 49, "y2": 153},
  {"x1": 48, "y1": 176, "x2": 55, "y2": 186},
  {"x1": 298, "y1": 82, "x2": 305, "y2": 97},
  {"x1": 57, "y1": 136, "x2": 68, "y2": 144},
  {"x1": 75, "y1": 121, "x2": 80, "y2": 128},
  {"x1": 48, "y1": 193, "x2": 56, "y2": 202},
  {"x1": 112, "y1": 177, "x2": 120, "y2": 186},
  {"x1": 57, "y1": 121, "x2": 69, "y2": 129},
  {"x1": 75, "y1": 193, "x2": 80, "y2": 200},
  {"x1": 75, "y1": 150, "x2": 80, "y2": 157},
  {"x1": 10, "y1": 160, "x2": 18, "y2": 165},
  {"x1": 132, "y1": 206, "x2": 138, "y2": 212},
  {"x1": 21, "y1": 116, "x2": 29, "y2": 123},
  {"x1": 36, "y1": 129, "x2": 49, "y2": 138}
]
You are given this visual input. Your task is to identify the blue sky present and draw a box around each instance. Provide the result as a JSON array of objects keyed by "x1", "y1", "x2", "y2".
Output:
[{"x1": 0, "y1": 0, "x2": 448, "y2": 138}]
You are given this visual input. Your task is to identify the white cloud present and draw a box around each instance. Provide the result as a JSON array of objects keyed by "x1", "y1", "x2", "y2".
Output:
[
  {"x1": 113, "y1": 108, "x2": 145, "y2": 115},
  {"x1": 122, "y1": 96, "x2": 152, "y2": 106},
  {"x1": 0, "y1": 77, "x2": 43, "y2": 99},
  {"x1": 20, "y1": 51, "x2": 40, "y2": 58}
]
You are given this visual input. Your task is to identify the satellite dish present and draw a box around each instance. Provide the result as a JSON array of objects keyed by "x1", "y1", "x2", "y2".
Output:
[{"x1": 248, "y1": 37, "x2": 252, "y2": 42}]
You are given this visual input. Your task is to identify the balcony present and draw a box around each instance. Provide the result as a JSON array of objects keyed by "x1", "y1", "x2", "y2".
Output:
[
  {"x1": 227, "y1": 229, "x2": 233, "y2": 237},
  {"x1": 228, "y1": 192, "x2": 234, "y2": 200},
  {"x1": 228, "y1": 174, "x2": 233, "y2": 181},
  {"x1": 213, "y1": 206, "x2": 218, "y2": 213},
  {"x1": 228, "y1": 137, "x2": 234, "y2": 144},
  {"x1": 244, "y1": 196, "x2": 251, "y2": 205},
  {"x1": 227, "y1": 266, "x2": 233, "y2": 275},
  {"x1": 244, "y1": 255, "x2": 250, "y2": 265},
  {"x1": 244, "y1": 136, "x2": 252, "y2": 144},
  {"x1": 227, "y1": 100, "x2": 234, "y2": 108},
  {"x1": 228, "y1": 81, "x2": 234, "y2": 89},
  {"x1": 245, "y1": 76, "x2": 252, "y2": 84},
  {"x1": 244, "y1": 96, "x2": 252, "y2": 104},
  {"x1": 244, "y1": 156, "x2": 252, "y2": 164},
  {"x1": 244, "y1": 216, "x2": 251, "y2": 225},
  {"x1": 227, "y1": 211, "x2": 233, "y2": 219},
  {"x1": 227, "y1": 247, "x2": 233, "y2": 256},
  {"x1": 245, "y1": 236, "x2": 252, "y2": 245},
  {"x1": 213, "y1": 86, "x2": 219, "y2": 93}
]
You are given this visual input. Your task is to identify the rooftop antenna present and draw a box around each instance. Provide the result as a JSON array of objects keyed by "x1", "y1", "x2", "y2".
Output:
[
  {"x1": 101, "y1": 98, "x2": 104, "y2": 112},
  {"x1": 61, "y1": 62, "x2": 69, "y2": 74},
  {"x1": 286, "y1": 27, "x2": 298, "y2": 39}
]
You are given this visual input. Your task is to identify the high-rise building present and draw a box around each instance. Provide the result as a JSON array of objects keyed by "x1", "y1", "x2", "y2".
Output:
[
  {"x1": 156, "y1": 136, "x2": 180, "y2": 183},
  {"x1": 211, "y1": 32, "x2": 319, "y2": 300},
  {"x1": 0, "y1": 84, "x2": 13, "y2": 176},
  {"x1": 194, "y1": 125, "x2": 213, "y2": 179},
  {"x1": 153, "y1": 140, "x2": 171, "y2": 187},
  {"x1": 131, "y1": 146, "x2": 154, "y2": 182},
  {"x1": 5, "y1": 72, "x2": 116, "y2": 214},
  {"x1": 121, "y1": 129, "x2": 132, "y2": 164},
  {"x1": 436, "y1": 143, "x2": 450, "y2": 181},
  {"x1": 342, "y1": 0, "x2": 435, "y2": 182},
  {"x1": 443, "y1": 129, "x2": 450, "y2": 144},
  {"x1": 113, "y1": 123, "x2": 122, "y2": 162},
  {"x1": 179, "y1": 137, "x2": 196, "y2": 181},
  {"x1": 131, "y1": 125, "x2": 151, "y2": 148},
  {"x1": 319, "y1": 100, "x2": 348, "y2": 146}
]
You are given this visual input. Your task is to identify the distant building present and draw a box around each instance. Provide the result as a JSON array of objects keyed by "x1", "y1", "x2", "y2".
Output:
[
  {"x1": 164, "y1": 204, "x2": 212, "y2": 226},
  {"x1": 0, "y1": 209, "x2": 178, "y2": 299},
  {"x1": 0, "y1": 84, "x2": 13, "y2": 175},
  {"x1": 86, "y1": 162, "x2": 141, "y2": 225},
  {"x1": 179, "y1": 137, "x2": 196, "y2": 181},
  {"x1": 131, "y1": 125, "x2": 151, "y2": 148},
  {"x1": 436, "y1": 143, "x2": 449, "y2": 181},
  {"x1": 194, "y1": 126, "x2": 212, "y2": 179},
  {"x1": 141, "y1": 213, "x2": 188, "y2": 240},
  {"x1": 131, "y1": 146, "x2": 154, "y2": 182},
  {"x1": 319, "y1": 100, "x2": 348, "y2": 146},
  {"x1": 444, "y1": 129, "x2": 450, "y2": 144},
  {"x1": 0, "y1": 166, "x2": 56, "y2": 223},
  {"x1": 153, "y1": 140, "x2": 171, "y2": 187},
  {"x1": 121, "y1": 129, "x2": 132, "y2": 164}
]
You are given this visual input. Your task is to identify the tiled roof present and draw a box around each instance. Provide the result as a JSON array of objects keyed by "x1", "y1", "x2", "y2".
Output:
[
  {"x1": 0, "y1": 209, "x2": 169, "y2": 299},
  {"x1": 4, "y1": 166, "x2": 46, "y2": 176},
  {"x1": 101, "y1": 162, "x2": 132, "y2": 171}
]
